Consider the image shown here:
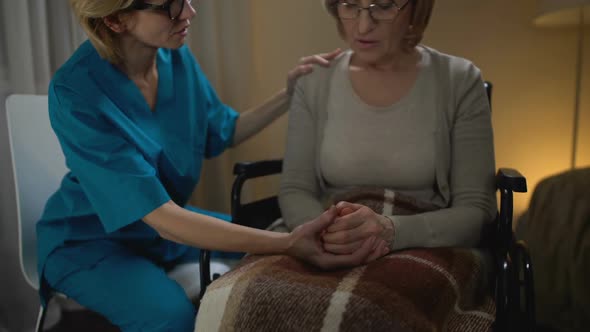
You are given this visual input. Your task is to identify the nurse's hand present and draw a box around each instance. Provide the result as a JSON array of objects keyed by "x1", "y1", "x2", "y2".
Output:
[
  {"x1": 286, "y1": 206, "x2": 376, "y2": 270},
  {"x1": 286, "y1": 48, "x2": 342, "y2": 96}
]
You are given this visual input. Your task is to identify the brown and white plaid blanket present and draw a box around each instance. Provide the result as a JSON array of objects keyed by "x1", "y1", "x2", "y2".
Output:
[{"x1": 195, "y1": 188, "x2": 495, "y2": 332}]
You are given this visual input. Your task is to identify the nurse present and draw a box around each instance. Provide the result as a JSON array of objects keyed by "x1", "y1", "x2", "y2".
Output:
[{"x1": 38, "y1": 0, "x2": 378, "y2": 331}]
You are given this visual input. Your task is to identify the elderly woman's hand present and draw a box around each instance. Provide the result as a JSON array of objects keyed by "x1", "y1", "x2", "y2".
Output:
[
  {"x1": 286, "y1": 205, "x2": 378, "y2": 270},
  {"x1": 322, "y1": 202, "x2": 394, "y2": 260},
  {"x1": 286, "y1": 48, "x2": 342, "y2": 96}
]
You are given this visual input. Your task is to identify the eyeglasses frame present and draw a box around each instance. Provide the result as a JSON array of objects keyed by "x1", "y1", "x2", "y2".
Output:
[
  {"x1": 130, "y1": 0, "x2": 191, "y2": 20},
  {"x1": 336, "y1": 0, "x2": 412, "y2": 22}
]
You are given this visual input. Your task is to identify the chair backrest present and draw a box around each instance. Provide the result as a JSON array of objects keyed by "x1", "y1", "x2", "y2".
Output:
[
  {"x1": 233, "y1": 196, "x2": 282, "y2": 229},
  {"x1": 5, "y1": 94, "x2": 68, "y2": 290},
  {"x1": 484, "y1": 81, "x2": 493, "y2": 109},
  {"x1": 231, "y1": 161, "x2": 283, "y2": 229}
]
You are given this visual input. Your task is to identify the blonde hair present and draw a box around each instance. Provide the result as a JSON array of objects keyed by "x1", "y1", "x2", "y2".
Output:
[
  {"x1": 69, "y1": 0, "x2": 136, "y2": 63},
  {"x1": 322, "y1": 0, "x2": 435, "y2": 50}
]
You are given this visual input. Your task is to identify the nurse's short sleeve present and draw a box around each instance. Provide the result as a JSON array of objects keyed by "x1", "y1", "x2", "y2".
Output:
[
  {"x1": 49, "y1": 85, "x2": 170, "y2": 233},
  {"x1": 192, "y1": 60, "x2": 239, "y2": 158}
]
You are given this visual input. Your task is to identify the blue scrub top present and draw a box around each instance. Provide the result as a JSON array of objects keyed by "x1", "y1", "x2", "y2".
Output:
[{"x1": 36, "y1": 40, "x2": 239, "y2": 298}]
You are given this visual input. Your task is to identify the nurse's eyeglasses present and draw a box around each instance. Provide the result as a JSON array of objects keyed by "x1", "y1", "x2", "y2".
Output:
[{"x1": 131, "y1": 0, "x2": 193, "y2": 20}]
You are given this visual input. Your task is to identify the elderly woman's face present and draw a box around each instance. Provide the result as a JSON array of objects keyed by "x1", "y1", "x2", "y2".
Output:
[
  {"x1": 337, "y1": 0, "x2": 414, "y2": 64},
  {"x1": 123, "y1": 0, "x2": 196, "y2": 49}
]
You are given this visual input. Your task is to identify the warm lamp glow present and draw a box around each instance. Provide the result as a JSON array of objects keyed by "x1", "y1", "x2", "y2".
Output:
[
  {"x1": 534, "y1": 0, "x2": 590, "y2": 26},
  {"x1": 534, "y1": 0, "x2": 589, "y2": 169}
]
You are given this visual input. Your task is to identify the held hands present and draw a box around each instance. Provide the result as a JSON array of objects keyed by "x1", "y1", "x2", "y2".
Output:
[
  {"x1": 322, "y1": 202, "x2": 394, "y2": 262},
  {"x1": 286, "y1": 206, "x2": 377, "y2": 270},
  {"x1": 286, "y1": 48, "x2": 342, "y2": 97}
]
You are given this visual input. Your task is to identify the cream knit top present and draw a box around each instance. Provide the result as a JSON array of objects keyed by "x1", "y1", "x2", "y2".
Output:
[{"x1": 279, "y1": 46, "x2": 497, "y2": 250}]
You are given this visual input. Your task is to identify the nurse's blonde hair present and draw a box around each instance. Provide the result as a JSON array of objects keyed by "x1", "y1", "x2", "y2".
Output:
[{"x1": 69, "y1": 0, "x2": 136, "y2": 63}]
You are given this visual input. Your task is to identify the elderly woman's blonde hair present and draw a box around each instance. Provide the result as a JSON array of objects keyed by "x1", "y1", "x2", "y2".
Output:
[
  {"x1": 69, "y1": 0, "x2": 136, "y2": 63},
  {"x1": 322, "y1": 0, "x2": 435, "y2": 50}
]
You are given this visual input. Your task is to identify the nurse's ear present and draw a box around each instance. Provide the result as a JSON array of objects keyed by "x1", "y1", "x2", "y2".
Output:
[{"x1": 103, "y1": 13, "x2": 133, "y2": 34}]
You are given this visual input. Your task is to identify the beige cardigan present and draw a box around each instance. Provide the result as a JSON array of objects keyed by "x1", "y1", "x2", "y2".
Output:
[{"x1": 279, "y1": 46, "x2": 497, "y2": 250}]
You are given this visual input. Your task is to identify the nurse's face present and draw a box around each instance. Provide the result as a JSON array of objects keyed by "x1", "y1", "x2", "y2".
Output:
[{"x1": 123, "y1": 0, "x2": 196, "y2": 49}]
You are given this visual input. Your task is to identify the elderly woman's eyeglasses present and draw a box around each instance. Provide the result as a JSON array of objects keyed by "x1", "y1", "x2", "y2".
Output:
[
  {"x1": 131, "y1": 0, "x2": 193, "y2": 20},
  {"x1": 336, "y1": 0, "x2": 411, "y2": 22}
]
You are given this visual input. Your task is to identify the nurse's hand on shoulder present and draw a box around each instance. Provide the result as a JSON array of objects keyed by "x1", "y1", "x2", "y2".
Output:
[
  {"x1": 286, "y1": 205, "x2": 376, "y2": 270},
  {"x1": 286, "y1": 48, "x2": 342, "y2": 96}
]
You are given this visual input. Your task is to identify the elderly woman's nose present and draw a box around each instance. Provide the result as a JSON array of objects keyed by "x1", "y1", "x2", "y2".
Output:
[{"x1": 357, "y1": 10, "x2": 375, "y2": 34}]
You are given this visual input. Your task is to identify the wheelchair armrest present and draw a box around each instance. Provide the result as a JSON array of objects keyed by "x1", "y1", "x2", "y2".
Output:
[
  {"x1": 233, "y1": 159, "x2": 283, "y2": 178},
  {"x1": 496, "y1": 168, "x2": 527, "y2": 193},
  {"x1": 495, "y1": 168, "x2": 527, "y2": 260},
  {"x1": 493, "y1": 169, "x2": 535, "y2": 331}
]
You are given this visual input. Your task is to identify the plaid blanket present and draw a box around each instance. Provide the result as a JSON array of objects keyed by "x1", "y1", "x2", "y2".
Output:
[{"x1": 195, "y1": 188, "x2": 495, "y2": 332}]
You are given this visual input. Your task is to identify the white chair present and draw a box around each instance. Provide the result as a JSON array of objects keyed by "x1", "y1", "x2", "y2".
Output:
[
  {"x1": 6, "y1": 94, "x2": 64, "y2": 332},
  {"x1": 5, "y1": 94, "x2": 233, "y2": 331}
]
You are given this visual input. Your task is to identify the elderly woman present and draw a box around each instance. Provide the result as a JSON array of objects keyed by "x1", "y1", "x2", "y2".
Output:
[
  {"x1": 37, "y1": 0, "x2": 381, "y2": 331},
  {"x1": 279, "y1": 0, "x2": 496, "y2": 258},
  {"x1": 192, "y1": 1, "x2": 498, "y2": 329}
]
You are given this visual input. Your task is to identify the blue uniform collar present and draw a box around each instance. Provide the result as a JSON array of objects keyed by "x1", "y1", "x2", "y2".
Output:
[{"x1": 87, "y1": 44, "x2": 175, "y2": 117}]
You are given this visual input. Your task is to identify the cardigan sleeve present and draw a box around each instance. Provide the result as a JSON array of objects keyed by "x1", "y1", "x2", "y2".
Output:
[
  {"x1": 390, "y1": 60, "x2": 497, "y2": 250},
  {"x1": 278, "y1": 74, "x2": 326, "y2": 230}
]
